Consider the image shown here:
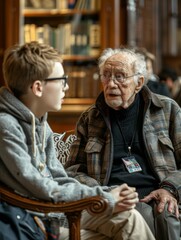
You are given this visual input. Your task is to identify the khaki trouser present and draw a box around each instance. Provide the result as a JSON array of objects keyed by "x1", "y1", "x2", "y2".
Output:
[{"x1": 61, "y1": 208, "x2": 155, "y2": 240}]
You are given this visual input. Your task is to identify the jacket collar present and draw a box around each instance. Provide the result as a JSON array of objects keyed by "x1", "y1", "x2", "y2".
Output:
[{"x1": 141, "y1": 85, "x2": 165, "y2": 108}]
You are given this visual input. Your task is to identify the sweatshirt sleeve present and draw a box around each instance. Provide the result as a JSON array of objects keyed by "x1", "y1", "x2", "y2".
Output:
[{"x1": 0, "y1": 116, "x2": 115, "y2": 214}]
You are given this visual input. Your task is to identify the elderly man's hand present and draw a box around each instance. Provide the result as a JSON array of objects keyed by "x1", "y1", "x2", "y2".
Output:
[{"x1": 140, "y1": 189, "x2": 179, "y2": 219}]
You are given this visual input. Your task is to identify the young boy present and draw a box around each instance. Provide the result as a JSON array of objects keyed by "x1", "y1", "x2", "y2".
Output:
[{"x1": 0, "y1": 41, "x2": 155, "y2": 239}]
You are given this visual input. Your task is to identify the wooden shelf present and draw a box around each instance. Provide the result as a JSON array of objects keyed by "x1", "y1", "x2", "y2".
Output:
[
  {"x1": 23, "y1": 9, "x2": 99, "y2": 17},
  {"x1": 62, "y1": 55, "x2": 99, "y2": 61},
  {"x1": 52, "y1": 104, "x2": 92, "y2": 114},
  {"x1": 48, "y1": 101, "x2": 93, "y2": 133},
  {"x1": 63, "y1": 98, "x2": 94, "y2": 105},
  {"x1": 163, "y1": 55, "x2": 181, "y2": 59}
]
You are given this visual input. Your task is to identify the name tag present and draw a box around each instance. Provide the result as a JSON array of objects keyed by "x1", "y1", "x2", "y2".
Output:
[{"x1": 122, "y1": 156, "x2": 142, "y2": 173}]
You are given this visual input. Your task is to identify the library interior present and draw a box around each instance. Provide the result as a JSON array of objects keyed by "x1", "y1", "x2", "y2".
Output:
[{"x1": 0, "y1": 0, "x2": 181, "y2": 132}]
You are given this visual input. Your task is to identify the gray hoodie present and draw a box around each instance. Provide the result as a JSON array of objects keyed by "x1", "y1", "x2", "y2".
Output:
[{"x1": 0, "y1": 87, "x2": 115, "y2": 213}]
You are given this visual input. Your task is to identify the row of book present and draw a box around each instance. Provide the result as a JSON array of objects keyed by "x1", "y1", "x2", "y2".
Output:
[
  {"x1": 74, "y1": 0, "x2": 101, "y2": 10},
  {"x1": 24, "y1": 22, "x2": 101, "y2": 56},
  {"x1": 24, "y1": 0, "x2": 101, "y2": 11},
  {"x1": 64, "y1": 64, "x2": 101, "y2": 98},
  {"x1": 177, "y1": 29, "x2": 181, "y2": 54}
]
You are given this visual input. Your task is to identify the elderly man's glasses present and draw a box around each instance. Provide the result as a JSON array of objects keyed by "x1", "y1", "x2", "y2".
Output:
[
  {"x1": 44, "y1": 75, "x2": 68, "y2": 87},
  {"x1": 100, "y1": 72, "x2": 140, "y2": 84}
]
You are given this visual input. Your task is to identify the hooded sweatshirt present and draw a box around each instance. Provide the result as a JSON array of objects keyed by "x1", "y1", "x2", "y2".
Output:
[{"x1": 0, "y1": 87, "x2": 114, "y2": 213}]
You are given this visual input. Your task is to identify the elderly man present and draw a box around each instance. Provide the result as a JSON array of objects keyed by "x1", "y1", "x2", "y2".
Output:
[{"x1": 65, "y1": 47, "x2": 181, "y2": 239}]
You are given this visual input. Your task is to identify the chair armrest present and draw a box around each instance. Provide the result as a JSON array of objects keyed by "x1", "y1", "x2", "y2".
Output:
[{"x1": 0, "y1": 182, "x2": 107, "y2": 240}]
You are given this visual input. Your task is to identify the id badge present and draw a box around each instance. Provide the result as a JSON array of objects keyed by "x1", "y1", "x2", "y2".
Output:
[{"x1": 122, "y1": 156, "x2": 142, "y2": 173}]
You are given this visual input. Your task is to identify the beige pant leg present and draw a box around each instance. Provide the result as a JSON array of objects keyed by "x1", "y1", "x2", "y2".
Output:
[
  {"x1": 81, "y1": 209, "x2": 156, "y2": 240},
  {"x1": 60, "y1": 227, "x2": 110, "y2": 240},
  {"x1": 80, "y1": 230, "x2": 110, "y2": 240}
]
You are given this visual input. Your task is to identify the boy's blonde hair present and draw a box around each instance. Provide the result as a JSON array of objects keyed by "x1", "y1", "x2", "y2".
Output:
[{"x1": 3, "y1": 41, "x2": 62, "y2": 97}]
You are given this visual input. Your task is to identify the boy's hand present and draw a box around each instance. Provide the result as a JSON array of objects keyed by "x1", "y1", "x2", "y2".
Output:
[{"x1": 110, "y1": 183, "x2": 139, "y2": 213}]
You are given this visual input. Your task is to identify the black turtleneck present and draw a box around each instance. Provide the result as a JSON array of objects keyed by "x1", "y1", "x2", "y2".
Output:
[{"x1": 108, "y1": 93, "x2": 158, "y2": 199}]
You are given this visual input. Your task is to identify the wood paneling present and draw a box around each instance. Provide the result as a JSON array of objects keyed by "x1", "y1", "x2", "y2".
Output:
[
  {"x1": 133, "y1": 0, "x2": 161, "y2": 73},
  {"x1": 100, "y1": 0, "x2": 122, "y2": 49},
  {"x1": 0, "y1": 0, "x2": 20, "y2": 86}
]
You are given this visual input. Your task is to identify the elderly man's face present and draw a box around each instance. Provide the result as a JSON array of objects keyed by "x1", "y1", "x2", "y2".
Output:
[{"x1": 101, "y1": 53, "x2": 143, "y2": 109}]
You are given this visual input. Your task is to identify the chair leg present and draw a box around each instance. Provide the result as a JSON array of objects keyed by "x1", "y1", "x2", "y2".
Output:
[{"x1": 65, "y1": 211, "x2": 81, "y2": 240}]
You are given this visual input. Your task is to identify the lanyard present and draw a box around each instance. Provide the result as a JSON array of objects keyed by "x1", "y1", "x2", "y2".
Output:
[{"x1": 114, "y1": 99, "x2": 139, "y2": 156}]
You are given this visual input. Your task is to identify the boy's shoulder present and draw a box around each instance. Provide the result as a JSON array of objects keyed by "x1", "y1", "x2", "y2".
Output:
[{"x1": 0, "y1": 112, "x2": 21, "y2": 131}]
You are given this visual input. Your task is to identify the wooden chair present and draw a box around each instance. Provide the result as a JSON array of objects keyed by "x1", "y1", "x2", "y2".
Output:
[
  {"x1": 0, "y1": 131, "x2": 108, "y2": 240},
  {"x1": 53, "y1": 130, "x2": 77, "y2": 166}
]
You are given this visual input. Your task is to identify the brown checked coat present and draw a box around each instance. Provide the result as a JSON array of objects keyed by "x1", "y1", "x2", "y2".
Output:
[{"x1": 65, "y1": 86, "x2": 181, "y2": 204}]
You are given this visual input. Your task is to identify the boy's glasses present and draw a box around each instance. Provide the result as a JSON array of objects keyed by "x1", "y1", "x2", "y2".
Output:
[{"x1": 44, "y1": 75, "x2": 68, "y2": 87}]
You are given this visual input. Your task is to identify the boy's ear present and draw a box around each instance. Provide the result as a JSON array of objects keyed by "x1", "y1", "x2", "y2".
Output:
[
  {"x1": 135, "y1": 76, "x2": 144, "y2": 93},
  {"x1": 31, "y1": 80, "x2": 43, "y2": 97}
]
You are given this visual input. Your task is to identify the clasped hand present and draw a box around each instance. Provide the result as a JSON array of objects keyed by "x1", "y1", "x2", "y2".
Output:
[{"x1": 110, "y1": 183, "x2": 139, "y2": 213}]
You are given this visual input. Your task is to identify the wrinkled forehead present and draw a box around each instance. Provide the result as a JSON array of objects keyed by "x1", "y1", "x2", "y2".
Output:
[{"x1": 104, "y1": 53, "x2": 136, "y2": 72}]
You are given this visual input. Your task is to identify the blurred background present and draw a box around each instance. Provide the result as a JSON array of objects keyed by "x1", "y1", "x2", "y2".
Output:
[{"x1": 0, "y1": 0, "x2": 180, "y2": 132}]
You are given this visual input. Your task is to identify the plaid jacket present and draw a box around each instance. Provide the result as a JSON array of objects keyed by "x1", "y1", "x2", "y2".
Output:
[{"x1": 65, "y1": 86, "x2": 181, "y2": 203}]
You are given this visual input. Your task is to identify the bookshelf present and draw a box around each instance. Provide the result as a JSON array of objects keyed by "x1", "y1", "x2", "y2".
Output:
[
  {"x1": 22, "y1": 0, "x2": 101, "y2": 104},
  {"x1": 1, "y1": 0, "x2": 179, "y2": 130},
  {"x1": 0, "y1": 0, "x2": 123, "y2": 132},
  {"x1": 20, "y1": 0, "x2": 123, "y2": 132},
  {"x1": 23, "y1": 1, "x2": 100, "y2": 132}
]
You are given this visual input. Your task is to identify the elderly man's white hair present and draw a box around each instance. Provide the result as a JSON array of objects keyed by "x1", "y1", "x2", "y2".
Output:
[{"x1": 98, "y1": 47, "x2": 148, "y2": 83}]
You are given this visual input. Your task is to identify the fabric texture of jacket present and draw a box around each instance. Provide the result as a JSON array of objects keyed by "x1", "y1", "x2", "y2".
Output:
[
  {"x1": 0, "y1": 87, "x2": 115, "y2": 213},
  {"x1": 65, "y1": 85, "x2": 181, "y2": 203}
]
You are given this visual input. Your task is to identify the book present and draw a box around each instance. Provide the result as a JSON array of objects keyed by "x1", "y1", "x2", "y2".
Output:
[
  {"x1": 29, "y1": 24, "x2": 36, "y2": 41},
  {"x1": 24, "y1": 24, "x2": 31, "y2": 43},
  {"x1": 68, "y1": 0, "x2": 77, "y2": 9},
  {"x1": 24, "y1": 0, "x2": 57, "y2": 9},
  {"x1": 64, "y1": 65, "x2": 77, "y2": 98},
  {"x1": 74, "y1": 64, "x2": 101, "y2": 98},
  {"x1": 57, "y1": 0, "x2": 68, "y2": 10},
  {"x1": 89, "y1": 23, "x2": 101, "y2": 56},
  {"x1": 43, "y1": 24, "x2": 51, "y2": 45},
  {"x1": 36, "y1": 27, "x2": 44, "y2": 43}
]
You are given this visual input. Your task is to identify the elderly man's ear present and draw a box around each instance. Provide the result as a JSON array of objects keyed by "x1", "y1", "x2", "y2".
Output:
[{"x1": 135, "y1": 76, "x2": 144, "y2": 93}]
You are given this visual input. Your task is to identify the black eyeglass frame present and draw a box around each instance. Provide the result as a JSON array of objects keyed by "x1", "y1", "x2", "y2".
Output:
[{"x1": 44, "y1": 75, "x2": 68, "y2": 87}]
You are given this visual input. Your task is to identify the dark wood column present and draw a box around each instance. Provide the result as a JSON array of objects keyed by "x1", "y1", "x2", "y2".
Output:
[
  {"x1": 0, "y1": 0, "x2": 20, "y2": 86},
  {"x1": 126, "y1": 0, "x2": 161, "y2": 73},
  {"x1": 100, "y1": 0, "x2": 122, "y2": 49}
]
